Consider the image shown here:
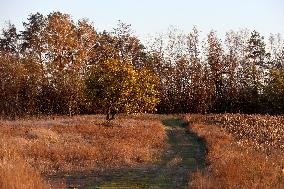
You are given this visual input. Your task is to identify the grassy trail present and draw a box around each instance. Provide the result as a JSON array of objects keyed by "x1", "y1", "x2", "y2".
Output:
[{"x1": 53, "y1": 117, "x2": 207, "y2": 189}]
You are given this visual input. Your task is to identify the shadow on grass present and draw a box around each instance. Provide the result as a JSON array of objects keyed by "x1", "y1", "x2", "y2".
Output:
[
  {"x1": 162, "y1": 118, "x2": 188, "y2": 128},
  {"x1": 163, "y1": 118, "x2": 207, "y2": 171},
  {"x1": 51, "y1": 117, "x2": 207, "y2": 189}
]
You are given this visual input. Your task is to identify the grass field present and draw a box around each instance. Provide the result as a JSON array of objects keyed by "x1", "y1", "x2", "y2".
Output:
[
  {"x1": 0, "y1": 114, "x2": 167, "y2": 188},
  {"x1": 186, "y1": 114, "x2": 284, "y2": 189},
  {"x1": 1, "y1": 113, "x2": 284, "y2": 188}
]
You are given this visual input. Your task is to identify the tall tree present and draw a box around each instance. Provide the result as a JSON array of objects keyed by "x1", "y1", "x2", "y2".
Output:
[
  {"x1": 0, "y1": 23, "x2": 20, "y2": 56},
  {"x1": 263, "y1": 34, "x2": 284, "y2": 113},
  {"x1": 44, "y1": 12, "x2": 84, "y2": 115},
  {"x1": 186, "y1": 27, "x2": 211, "y2": 113},
  {"x1": 0, "y1": 23, "x2": 23, "y2": 118},
  {"x1": 206, "y1": 31, "x2": 225, "y2": 112},
  {"x1": 241, "y1": 30, "x2": 269, "y2": 113},
  {"x1": 20, "y1": 13, "x2": 47, "y2": 114}
]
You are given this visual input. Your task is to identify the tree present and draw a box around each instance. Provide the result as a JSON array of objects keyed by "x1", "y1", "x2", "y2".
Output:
[
  {"x1": 86, "y1": 58, "x2": 159, "y2": 120},
  {"x1": 94, "y1": 21, "x2": 147, "y2": 68},
  {"x1": 241, "y1": 30, "x2": 269, "y2": 113},
  {"x1": 0, "y1": 23, "x2": 23, "y2": 118},
  {"x1": 20, "y1": 13, "x2": 47, "y2": 115},
  {"x1": 0, "y1": 52, "x2": 24, "y2": 118},
  {"x1": 147, "y1": 26, "x2": 190, "y2": 113},
  {"x1": 113, "y1": 21, "x2": 147, "y2": 68},
  {"x1": 186, "y1": 28, "x2": 214, "y2": 113},
  {"x1": 222, "y1": 30, "x2": 246, "y2": 112},
  {"x1": 0, "y1": 22, "x2": 20, "y2": 56},
  {"x1": 264, "y1": 69, "x2": 284, "y2": 113},
  {"x1": 43, "y1": 12, "x2": 87, "y2": 115},
  {"x1": 76, "y1": 19, "x2": 97, "y2": 70},
  {"x1": 264, "y1": 35, "x2": 284, "y2": 113},
  {"x1": 206, "y1": 31, "x2": 226, "y2": 112},
  {"x1": 21, "y1": 13, "x2": 47, "y2": 60}
]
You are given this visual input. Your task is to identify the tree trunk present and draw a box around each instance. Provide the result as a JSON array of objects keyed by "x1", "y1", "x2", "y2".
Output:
[
  {"x1": 106, "y1": 104, "x2": 116, "y2": 121},
  {"x1": 106, "y1": 112, "x2": 110, "y2": 121},
  {"x1": 69, "y1": 102, "x2": 72, "y2": 117}
]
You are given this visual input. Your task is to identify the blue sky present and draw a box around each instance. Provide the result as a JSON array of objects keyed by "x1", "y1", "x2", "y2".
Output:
[{"x1": 0, "y1": 0, "x2": 283, "y2": 41}]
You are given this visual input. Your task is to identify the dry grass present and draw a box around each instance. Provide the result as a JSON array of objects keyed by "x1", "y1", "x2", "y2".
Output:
[
  {"x1": 0, "y1": 114, "x2": 167, "y2": 188},
  {"x1": 204, "y1": 114, "x2": 284, "y2": 153},
  {"x1": 186, "y1": 114, "x2": 284, "y2": 189},
  {"x1": 0, "y1": 138, "x2": 51, "y2": 189}
]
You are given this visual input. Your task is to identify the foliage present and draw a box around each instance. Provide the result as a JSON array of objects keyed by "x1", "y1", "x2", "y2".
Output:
[
  {"x1": 0, "y1": 12, "x2": 284, "y2": 117},
  {"x1": 264, "y1": 69, "x2": 284, "y2": 113},
  {"x1": 86, "y1": 58, "x2": 159, "y2": 120}
]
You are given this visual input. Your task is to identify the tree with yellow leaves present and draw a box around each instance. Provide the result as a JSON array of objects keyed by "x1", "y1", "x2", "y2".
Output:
[{"x1": 86, "y1": 58, "x2": 159, "y2": 120}]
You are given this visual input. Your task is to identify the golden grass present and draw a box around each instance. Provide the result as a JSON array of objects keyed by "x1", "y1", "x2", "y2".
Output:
[
  {"x1": 0, "y1": 114, "x2": 167, "y2": 188},
  {"x1": 204, "y1": 114, "x2": 284, "y2": 152},
  {"x1": 186, "y1": 114, "x2": 284, "y2": 189},
  {"x1": 0, "y1": 138, "x2": 51, "y2": 189}
]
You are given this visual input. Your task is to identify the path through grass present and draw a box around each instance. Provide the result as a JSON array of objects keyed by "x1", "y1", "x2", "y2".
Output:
[{"x1": 80, "y1": 117, "x2": 206, "y2": 189}]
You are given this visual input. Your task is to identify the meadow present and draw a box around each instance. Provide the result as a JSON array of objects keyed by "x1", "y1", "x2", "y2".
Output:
[
  {"x1": 1, "y1": 113, "x2": 284, "y2": 188},
  {"x1": 0, "y1": 114, "x2": 167, "y2": 188},
  {"x1": 187, "y1": 114, "x2": 284, "y2": 189}
]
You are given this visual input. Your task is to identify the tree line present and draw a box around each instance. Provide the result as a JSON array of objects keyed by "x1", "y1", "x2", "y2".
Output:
[{"x1": 0, "y1": 12, "x2": 284, "y2": 119}]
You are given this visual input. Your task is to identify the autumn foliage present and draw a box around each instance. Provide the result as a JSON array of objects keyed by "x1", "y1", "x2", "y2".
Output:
[
  {"x1": 86, "y1": 58, "x2": 159, "y2": 120},
  {"x1": 1, "y1": 12, "x2": 284, "y2": 118},
  {"x1": 0, "y1": 12, "x2": 159, "y2": 119}
]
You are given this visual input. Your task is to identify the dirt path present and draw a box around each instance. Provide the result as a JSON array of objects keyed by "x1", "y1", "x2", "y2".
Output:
[{"x1": 50, "y1": 117, "x2": 206, "y2": 189}]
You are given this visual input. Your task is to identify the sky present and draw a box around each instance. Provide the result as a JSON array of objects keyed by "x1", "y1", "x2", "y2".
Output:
[{"x1": 0, "y1": 0, "x2": 284, "y2": 42}]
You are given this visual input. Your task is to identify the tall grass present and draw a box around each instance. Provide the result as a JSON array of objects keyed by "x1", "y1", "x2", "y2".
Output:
[
  {"x1": 187, "y1": 114, "x2": 284, "y2": 189},
  {"x1": 0, "y1": 138, "x2": 51, "y2": 189},
  {"x1": 0, "y1": 114, "x2": 167, "y2": 187}
]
